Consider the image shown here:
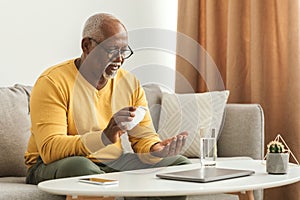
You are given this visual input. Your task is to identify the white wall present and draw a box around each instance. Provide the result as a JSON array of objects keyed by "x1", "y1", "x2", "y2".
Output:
[{"x1": 0, "y1": 0, "x2": 178, "y2": 89}]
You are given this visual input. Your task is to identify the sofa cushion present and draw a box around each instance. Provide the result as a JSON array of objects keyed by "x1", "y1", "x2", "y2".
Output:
[
  {"x1": 142, "y1": 84, "x2": 163, "y2": 131},
  {"x1": 157, "y1": 91, "x2": 229, "y2": 158},
  {"x1": 0, "y1": 84, "x2": 32, "y2": 177},
  {"x1": 217, "y1": 104, "x2": 265, "y2": 159},
  {"x1": 0, "y1": 177, "x2": 65, "y2": 200}
]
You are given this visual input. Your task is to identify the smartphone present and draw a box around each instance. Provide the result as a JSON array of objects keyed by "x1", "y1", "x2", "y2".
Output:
[{"x1": 79, "y1": 177, "x2": 119, "y2": 185}]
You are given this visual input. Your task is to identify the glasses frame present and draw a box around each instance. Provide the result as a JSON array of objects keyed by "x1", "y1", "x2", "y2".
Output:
[{"x1": 89, "y1": 38, "x2": 133, "y2": 60}]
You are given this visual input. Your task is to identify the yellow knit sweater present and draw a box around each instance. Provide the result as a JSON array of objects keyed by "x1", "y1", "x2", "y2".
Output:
[{"x1": 24, "y1": 59, "x2": 161, "y2": 168}]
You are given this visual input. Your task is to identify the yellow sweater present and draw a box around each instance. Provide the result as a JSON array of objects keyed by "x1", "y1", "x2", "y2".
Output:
[{"x1": 24, "y1": 59, "x2": 161, "y2": 168}]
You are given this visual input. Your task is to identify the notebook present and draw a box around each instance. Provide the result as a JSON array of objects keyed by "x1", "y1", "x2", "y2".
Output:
[{"x1": 156, "y1": 167, "x2": 255, "y2": 183}]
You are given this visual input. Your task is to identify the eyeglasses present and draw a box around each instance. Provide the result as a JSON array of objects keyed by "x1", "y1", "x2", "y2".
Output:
[{"x1": 89, "y1": 38, "x2": 133, "y2": 60}]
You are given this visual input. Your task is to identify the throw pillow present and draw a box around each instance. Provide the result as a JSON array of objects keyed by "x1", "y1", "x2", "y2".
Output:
[
  {"x1": 157, "y1": 90, "x2": 229, "y2": 158},
  {"x1": 0, "y1": 84, "x2": 32, "y2": 176}
]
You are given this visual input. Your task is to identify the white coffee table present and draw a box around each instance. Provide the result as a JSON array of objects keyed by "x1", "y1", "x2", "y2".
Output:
[{"x1": 38, "y1": 159, "x2": 300, "y2": 200}]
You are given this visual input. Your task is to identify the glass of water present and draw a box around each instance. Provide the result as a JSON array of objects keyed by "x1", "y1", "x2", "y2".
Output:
[{"x1": 200, "y1": 135, "x2": 217, "y2": 167}]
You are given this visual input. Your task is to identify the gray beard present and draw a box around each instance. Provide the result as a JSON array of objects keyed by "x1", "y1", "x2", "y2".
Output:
[{"x1": 103, "y1": 70, "x2": 117, "y2": 80}]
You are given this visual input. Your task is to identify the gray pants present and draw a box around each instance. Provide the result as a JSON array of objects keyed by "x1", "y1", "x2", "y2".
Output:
[{"x1": 26, "y1": 153, "x2": 191, "y2": 200}]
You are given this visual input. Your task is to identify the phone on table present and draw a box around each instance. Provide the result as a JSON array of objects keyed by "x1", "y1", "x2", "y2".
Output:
[{"x1": 79, "y1": 177, "x2": 119, "y2": 185}]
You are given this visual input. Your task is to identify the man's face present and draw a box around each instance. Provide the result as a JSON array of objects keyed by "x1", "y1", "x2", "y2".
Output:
[
  {"x1": 100, "y1": 29, "x2": 129, "y2": 79},
  {"x1": 80, "y1": 22, "x2": 129, "y2": 81}
]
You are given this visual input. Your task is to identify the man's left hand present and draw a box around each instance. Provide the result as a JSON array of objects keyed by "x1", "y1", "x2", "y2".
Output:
[{"x1": 150, "y1": 131, "x2": 188, "y2": 157}]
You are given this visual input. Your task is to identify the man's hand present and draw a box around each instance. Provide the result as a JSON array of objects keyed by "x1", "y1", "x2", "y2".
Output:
[
  {"x1": 102, "y1": 106, "x2": 137, "y2": 145},
  {"x1": 150, "y1": 132, "x2": 188, "y2": 157}
]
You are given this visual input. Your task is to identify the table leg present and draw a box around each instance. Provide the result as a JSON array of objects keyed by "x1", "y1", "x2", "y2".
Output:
[
  {"x1": 66, "y1": 195, "x2": 115, "y2": 200},
  {"x1": 229, "y1": 190, "x2": 255, "y2": 200}
]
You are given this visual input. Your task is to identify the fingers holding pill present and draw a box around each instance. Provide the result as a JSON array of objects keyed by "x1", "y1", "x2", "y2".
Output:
[{"x1": 102, "y1": 106, "x2": 147, "y2": 145}]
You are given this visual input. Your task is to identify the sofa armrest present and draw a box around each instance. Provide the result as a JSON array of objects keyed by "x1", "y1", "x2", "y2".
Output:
[{"x1": 217, "y1": 104, "x2": 265, "y2": 160}]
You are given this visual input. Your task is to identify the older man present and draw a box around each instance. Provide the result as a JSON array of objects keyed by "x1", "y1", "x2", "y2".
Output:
[{"x1": 25, "y1": 13, "x2": 190, "y2": 196}]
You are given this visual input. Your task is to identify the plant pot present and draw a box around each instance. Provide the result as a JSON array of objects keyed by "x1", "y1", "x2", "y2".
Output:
[{"x1": 266, "y1": 153, "x2": 289, "y2": 174}]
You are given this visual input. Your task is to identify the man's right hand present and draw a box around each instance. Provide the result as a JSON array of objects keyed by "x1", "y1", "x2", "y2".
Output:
[{"x1": 101, "y1": 106, "x2": 137, "y2": 145}]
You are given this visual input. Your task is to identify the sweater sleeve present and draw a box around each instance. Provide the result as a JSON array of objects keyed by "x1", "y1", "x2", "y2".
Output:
[
  {"x1": 30, "y1": 76, "x2": 91, "y2": 164},
  {"x1": 127, "y1": 82, "x2": 163, "y2": 164}
]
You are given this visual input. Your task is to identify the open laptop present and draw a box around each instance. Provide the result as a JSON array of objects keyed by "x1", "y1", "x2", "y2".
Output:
[{"x1": 156, "y1": 167, "x2": 255, "y2": 183}]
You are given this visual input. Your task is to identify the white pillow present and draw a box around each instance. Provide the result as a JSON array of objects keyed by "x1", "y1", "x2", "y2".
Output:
[{"x1": 157, "y1": 90, "x2": 229, "y2": 158}]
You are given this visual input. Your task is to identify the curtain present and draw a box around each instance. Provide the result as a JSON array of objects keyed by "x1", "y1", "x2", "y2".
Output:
[{"x1": 176, "y1": 0, "x2": 300, "y2": 200}]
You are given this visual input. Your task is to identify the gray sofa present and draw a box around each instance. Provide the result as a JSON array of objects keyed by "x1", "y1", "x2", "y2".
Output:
[{"x1": 0, "y1": 84, "x2": 264, "y2": 200}]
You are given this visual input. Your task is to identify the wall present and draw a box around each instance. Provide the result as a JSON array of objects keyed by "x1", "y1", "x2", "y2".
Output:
[{"x1": 0, "y1": 0, "x2": 178, "y2": 90}]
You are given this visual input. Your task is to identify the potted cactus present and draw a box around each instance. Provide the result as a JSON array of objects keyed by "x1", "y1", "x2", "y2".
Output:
[{"x1": 266, "y1": 140, "x2": 289, "y2": 174}]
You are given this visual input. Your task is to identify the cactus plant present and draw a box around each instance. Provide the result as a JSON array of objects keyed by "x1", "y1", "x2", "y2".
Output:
[
  {"x1": 267, "y1": 141, "x2": 286, "y2": 153},
  {"x1": 266, "y1": 140, "x2": 289, "y2": 174}
]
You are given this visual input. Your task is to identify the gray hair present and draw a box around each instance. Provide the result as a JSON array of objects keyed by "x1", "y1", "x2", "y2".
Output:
[{"x1": 82, "y1": 13, "x2": 123, "y2": 40}]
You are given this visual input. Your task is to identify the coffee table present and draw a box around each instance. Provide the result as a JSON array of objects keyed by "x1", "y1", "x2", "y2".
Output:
[{"x1": 38, "y1": 159, "x2": 300, "y2": 200}]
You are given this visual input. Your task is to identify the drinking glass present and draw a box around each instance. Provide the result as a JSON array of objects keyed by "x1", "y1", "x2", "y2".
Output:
[{"x1": 200, "y1": 136, "x2": 217, "y2": 167}]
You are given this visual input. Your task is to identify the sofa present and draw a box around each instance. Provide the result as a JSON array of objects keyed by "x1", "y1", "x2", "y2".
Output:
[{"x1": 0, "y1": 84, "x2": 264, "y2": 200}]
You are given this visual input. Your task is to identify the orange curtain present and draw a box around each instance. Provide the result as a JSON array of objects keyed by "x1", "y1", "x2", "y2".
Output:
[{"x1": 176, "y1": 0, "x2": 300, "y2": 200}]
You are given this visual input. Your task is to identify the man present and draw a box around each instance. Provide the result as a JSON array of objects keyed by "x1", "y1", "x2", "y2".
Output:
[{"x1": 25, "y1": 13, "x2": 190, "y2": 194}]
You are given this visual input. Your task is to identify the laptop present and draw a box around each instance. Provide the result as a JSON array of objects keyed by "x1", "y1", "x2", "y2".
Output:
[{"x1": 156, "y1": 167, "x2": 255, "y2": 183}]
